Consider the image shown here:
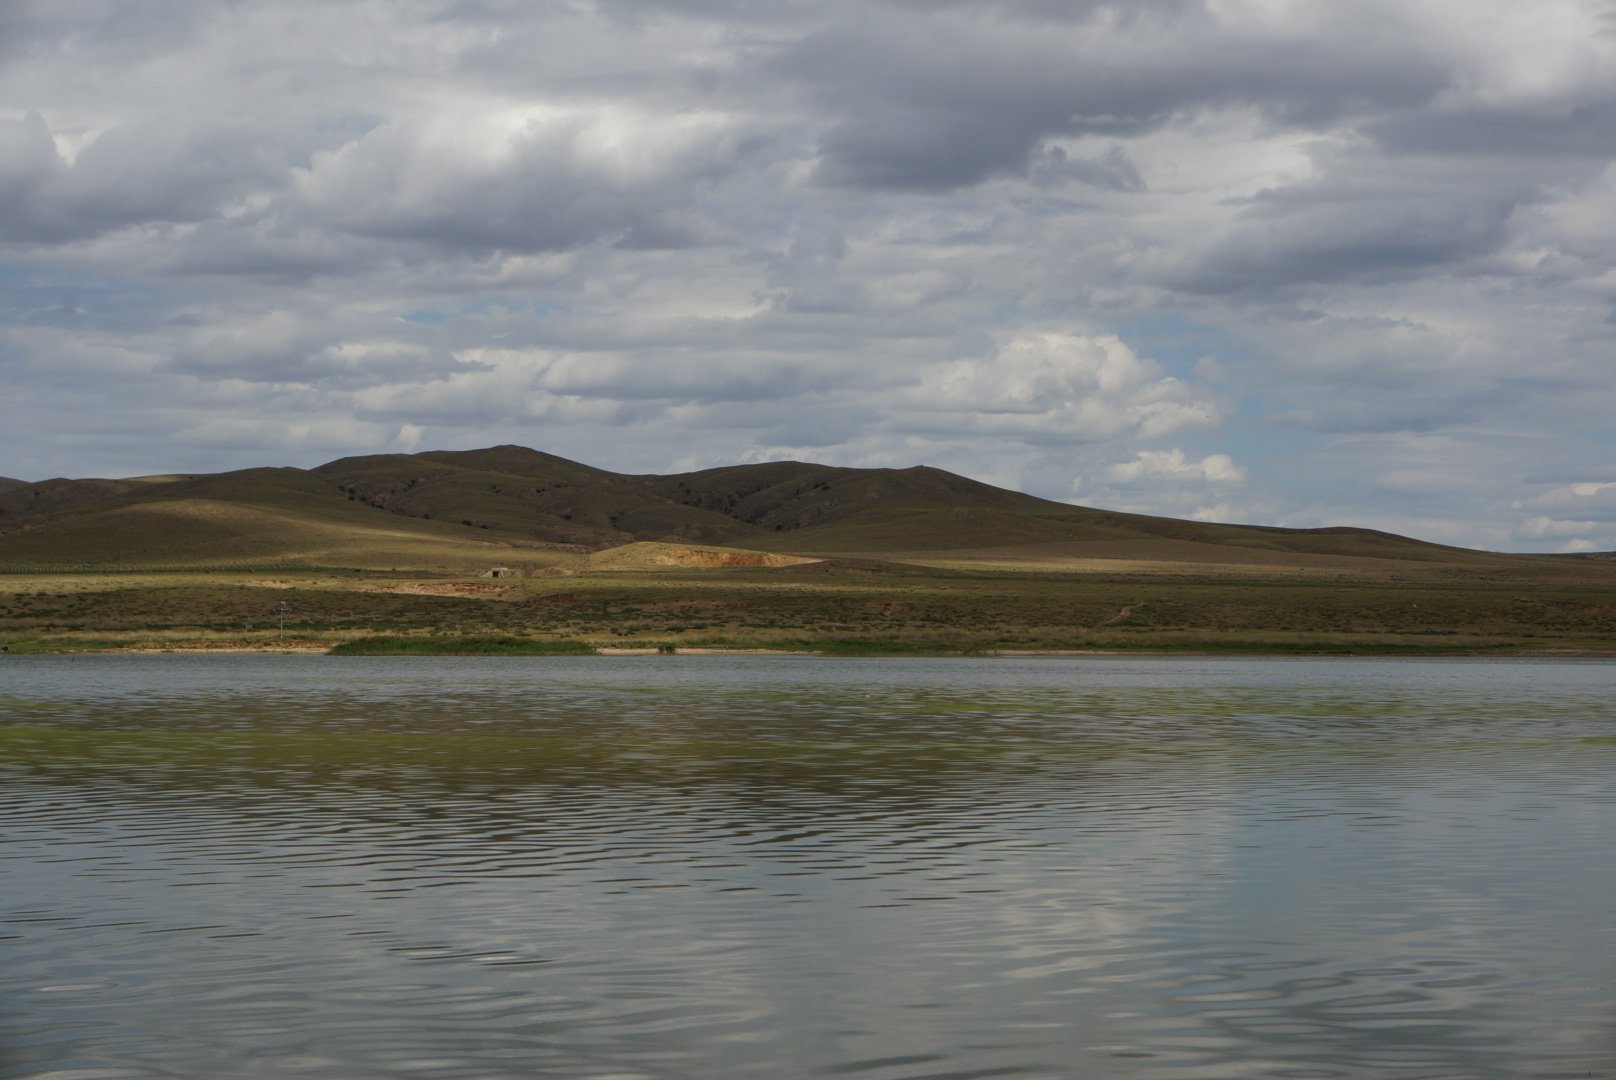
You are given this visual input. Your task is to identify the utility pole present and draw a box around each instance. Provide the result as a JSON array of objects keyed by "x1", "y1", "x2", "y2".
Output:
[{"x1": 279, "y1": 601, "x2": 289, "y2": 639}]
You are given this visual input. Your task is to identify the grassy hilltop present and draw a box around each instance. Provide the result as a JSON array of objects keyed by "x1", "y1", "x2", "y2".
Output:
[{"x1": 1, "y1": 445, "x2": 1613, "y2": 655}]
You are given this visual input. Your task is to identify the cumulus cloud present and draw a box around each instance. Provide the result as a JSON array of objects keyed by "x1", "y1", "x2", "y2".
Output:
[
  {"x1": 295, "y1": 107, "x2": 757, "y2": 252},
  {"x1": 1, "y1": 0, "x2": 1614, "y2": 548},
  {"x1": 1512, "y1": 481, "x2": 1616, "y2": 550},
  {"x1": 1100, "y1": 449, "x2": 1245, "y2": 487},
  {"x1": 1516, "y1": 481, "x2": 1616, "y2": 516},
  {"x1": 1063, "y1": 448, "x2": 1246, "y2": 522},
  {"x1": 909, "y1": 333, "x2": 1222, "y2": 442}
]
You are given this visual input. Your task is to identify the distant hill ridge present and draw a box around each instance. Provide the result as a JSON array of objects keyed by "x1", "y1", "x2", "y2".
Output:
[{"x1": 0, "y1": 443, "x2": 1498, "y2": 568}]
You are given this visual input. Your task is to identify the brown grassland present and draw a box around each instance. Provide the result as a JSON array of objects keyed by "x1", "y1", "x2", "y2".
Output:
[{"x1": 4, "y1": 552, "x2": 1615, "y2": 656}]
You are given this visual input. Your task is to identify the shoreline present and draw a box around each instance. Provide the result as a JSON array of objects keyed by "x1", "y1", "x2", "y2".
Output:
[{"x1": 8, "y1": 644, "x2": 1614, "y2": 659}]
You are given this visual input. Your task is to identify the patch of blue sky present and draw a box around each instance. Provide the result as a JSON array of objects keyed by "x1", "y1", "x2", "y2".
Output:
[
  {"x1": 402, "y1": 301, "x2": 568, "y2": 324},
  {"x1": 1174, "y1": 424, "x2": 1327, "y2": 469},
  {"x1": 313, "y1": 112, "x2": 384, "y2": 137},
  {"x1": 0, "y1": 263, "x2": 156, "y2": 325},
  {"x1": 985, "y1": 300, "x2": 1022, "y2": 325},
  {"x1": 1520, "y1": 431, "x2": 1616, "y2": 483},
  {"x1": 402, "y1": 301, "x2": 497, "y2": 324},
  {"x1": 1568, "y1": 427, "x2": 1616, "y2": 449},
  {"x1": 0, "y1": 264, "x2": 153, "y2": 293},
  {"x1": 1114, "y1": 313, "x2": 1329, "y2": 472},
  {"x1": 401, "y1": 309, "x2": 450, "y2": 324},
  {"x1": 1111, "y1": 313, "x2": 1250, "y2": 381}
]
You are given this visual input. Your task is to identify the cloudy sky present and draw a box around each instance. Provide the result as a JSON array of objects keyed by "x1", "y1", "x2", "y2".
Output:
[{"x1": 2, "y1": 0, "x2": 1615, "y2": 550}]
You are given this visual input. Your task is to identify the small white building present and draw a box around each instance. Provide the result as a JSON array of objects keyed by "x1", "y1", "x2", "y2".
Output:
[{"x1": 480, "y1": 567, "x2": 515, "y2": 578}]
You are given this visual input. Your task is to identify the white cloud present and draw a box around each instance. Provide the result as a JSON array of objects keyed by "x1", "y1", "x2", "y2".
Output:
[
  {"x1": 1512, "y1": 482, "x2": 1616, "y2": 550},
  {"x1": 1515, "y1": 481, "x2": 1616, "y2": 520},
  {"x1": 295, "y1": 105, "x2": 756, "y2": 252},
  {"x1": 909, "y1": 333, "x2": 1224, "y2": 442},
  {"x1": 1062, "y1": 448, "x2": 1248, "y2": 522},
  {"x1": 1099, "y1": 449, "x2": 1246, "y2": 487},
  {"x1": 1513, "y1": 514, "x2": 1616, "y2": 552}
]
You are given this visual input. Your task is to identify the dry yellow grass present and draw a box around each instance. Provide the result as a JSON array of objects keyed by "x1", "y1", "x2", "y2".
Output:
[{"x1": 573, "y1": 542, "x2": 822, "y2": 572}]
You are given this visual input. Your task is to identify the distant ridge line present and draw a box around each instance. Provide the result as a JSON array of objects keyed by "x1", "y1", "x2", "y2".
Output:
[{"x1": 0, "y1": 444, "x2": 1538, "y2": 568}]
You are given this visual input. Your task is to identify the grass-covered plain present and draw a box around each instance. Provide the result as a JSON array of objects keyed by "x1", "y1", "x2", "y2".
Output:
[{"x1": 3, "y1": 552, "x2": 1615, "y2": 656}]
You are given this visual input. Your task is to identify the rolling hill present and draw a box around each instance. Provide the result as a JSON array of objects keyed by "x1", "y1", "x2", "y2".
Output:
[{"x1": 0, "y1": 443, "x2": 1528, "y2": 570}]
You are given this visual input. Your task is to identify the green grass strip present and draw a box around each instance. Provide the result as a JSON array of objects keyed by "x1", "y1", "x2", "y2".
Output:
[{"x1": 328, "y1": 635, "x2": 595, "y2": 656}]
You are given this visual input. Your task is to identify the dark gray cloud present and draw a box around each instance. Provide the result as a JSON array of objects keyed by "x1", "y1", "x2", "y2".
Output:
[
  {"x1": 0, "y1": 114, "x2": 295, "y2": 243},
  {"x1": 1367, "y1": 99, "x2": 1616, "y2": 158},
  {"x1": 0, "y1": 0, "x2": 1614, "y2": 549},
  {"x1": 782, "y1": 4, "x2": 1449, "y2": 191}
]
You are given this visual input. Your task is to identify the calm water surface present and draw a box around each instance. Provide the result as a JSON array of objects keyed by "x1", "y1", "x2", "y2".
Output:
[{"x1": 2, "y1": 655, "x2": 1614, "y2": 1080}]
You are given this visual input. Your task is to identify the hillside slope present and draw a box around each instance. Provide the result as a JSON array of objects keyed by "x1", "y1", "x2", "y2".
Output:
[
  {"x1": 0, "y1": 444, "x2": 1511, "y2": 569},
  {"x1": 0, "y1": 467, "x2": 576, "y2": 570},
  {"x1": 637, "y1": 460, "x2": 1494, "y2": 563}
]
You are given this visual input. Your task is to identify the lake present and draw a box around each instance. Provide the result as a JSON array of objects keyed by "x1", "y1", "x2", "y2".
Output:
[{"x1": 2, "y1": 654, "x2": 1614, "y2": 1079}]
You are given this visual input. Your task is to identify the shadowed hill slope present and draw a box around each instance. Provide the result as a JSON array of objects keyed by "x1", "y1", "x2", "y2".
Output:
[
  {"x1": 312, "y1": 451, "x2": 756, "y2": 548},
  {"x1": 0, "y1": 444, "x2": 1531, "y2": 569}
]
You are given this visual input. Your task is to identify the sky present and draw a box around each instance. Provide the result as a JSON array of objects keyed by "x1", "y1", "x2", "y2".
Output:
[{"x1": 2, "y1": 0, "x2": 1615, "y2": 552}]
